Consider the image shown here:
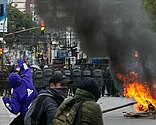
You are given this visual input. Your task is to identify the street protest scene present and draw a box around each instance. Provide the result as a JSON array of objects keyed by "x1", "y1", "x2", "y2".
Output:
[{"x1": 1, "y1": 0, "x2": 156, "y2": 125}]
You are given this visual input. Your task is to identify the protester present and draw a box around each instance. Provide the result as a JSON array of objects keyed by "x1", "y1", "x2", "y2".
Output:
[
  {"x1": 2, "y1": 59, "x2": 38, "y2": 125},
  {"x1": 105, "y1": 66, "x2": 120, "y2": 97},
  {"x1": 52, "y1": 77, "x2": 104, "y2": 125},
  {"x1": 24, "y1": 71, "x2": 72, "y2": 125}
]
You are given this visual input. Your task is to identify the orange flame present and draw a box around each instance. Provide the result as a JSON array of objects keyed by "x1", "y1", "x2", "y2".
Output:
[{"x1": 116, "y1": 72, "x2": 156, "y2": 112}]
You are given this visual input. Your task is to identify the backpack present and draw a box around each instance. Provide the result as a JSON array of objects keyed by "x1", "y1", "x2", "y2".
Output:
[
  {"x1": 31, "y1": 95, "x2": 47, "y2": 125},
  {"x1": 52, "y1": 97, "x2": 83, "y2": 125},
  {"x1": 24, "y1": 95, "x2": 52, "y2": 125}
]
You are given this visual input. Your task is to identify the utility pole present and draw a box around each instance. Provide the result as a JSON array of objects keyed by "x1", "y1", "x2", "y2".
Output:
[{"x1": 4, "y1": 26, "x2": 39, "y2": 37}]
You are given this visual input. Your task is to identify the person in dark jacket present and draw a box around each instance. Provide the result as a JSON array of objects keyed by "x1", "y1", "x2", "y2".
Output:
[
  {"x1": 73, "y1": 77, "x2": 103, "y2": 125},
  {"x1": 52, "y1": 77, "x2": 103, "y2": 125},
  {"x1": 2, "y1": 59, "x2": 38, "y2": 125},
  {"x1": 24, "y1": 71, "x2": 72, "y2": 125}
]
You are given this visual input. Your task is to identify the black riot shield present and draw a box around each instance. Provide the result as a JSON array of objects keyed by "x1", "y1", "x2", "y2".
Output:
[
  {"x1": 92, "y1": 69, "x2": 103, "y2": 95},
  {"x1": 82, "y1": 69, "x2": 92, "y2": 80},
  {"x1": 43, "y1": 68, "x2": 53, "y2": 88},
  {"x1": 72, "y1": 69, "x2": 82, "y2": 95},
  {"x1": 34, "y1": 70, "x2": 43, "y2": 92}
]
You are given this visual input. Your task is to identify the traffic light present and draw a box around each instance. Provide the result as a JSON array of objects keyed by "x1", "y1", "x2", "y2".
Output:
[
  {"x1": 0, "y1": 48, "x2": 3, "y2": 55},
  {"x1": 134, "y1": 51, "x2": 139, "y2": 58},
  {"x1": 40, "y1": 23, "x2": 45, "y2": 34}
]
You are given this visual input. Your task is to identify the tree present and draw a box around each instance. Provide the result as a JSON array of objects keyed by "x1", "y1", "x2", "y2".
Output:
[
  {"x1": 8, "y1": 6, "x2": 36, "y2": 33},
  {"x1": 5, "y1": 5, "x2": 39, "y2": 47},
  {"x1": 143, "y1": 0, "x2": 156, "y2": 31}
]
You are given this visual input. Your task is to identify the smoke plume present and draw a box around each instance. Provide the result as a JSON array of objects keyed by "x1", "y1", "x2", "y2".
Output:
[{"x1": 35, "y1": 0, "x2": 156, "y2": 92}]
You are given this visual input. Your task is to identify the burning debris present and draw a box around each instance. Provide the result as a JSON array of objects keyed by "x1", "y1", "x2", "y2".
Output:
[
  {"x1": 116, "y1": 71, "x2": 156, "y2": 119},
  {"x1": 100, "y1": 71, "x2": 156, "y2": 119},
  {"x1": 123, "y1": 111, "x2": 156, "y2": 119}
]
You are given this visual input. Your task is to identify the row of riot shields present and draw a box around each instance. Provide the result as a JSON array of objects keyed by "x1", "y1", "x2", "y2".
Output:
[
  {"x1": 64, "y1": 68, "x2": 120, "y2": 97},
  {"x1": 33, "y1": 68, "x2": 53, "y2": 92},
  {"x1": 64, "y1": 68, "x2": 105, "y2": 96},
  {"x1": 33, "y1": 68, "x2": 120, "y2": 96}
]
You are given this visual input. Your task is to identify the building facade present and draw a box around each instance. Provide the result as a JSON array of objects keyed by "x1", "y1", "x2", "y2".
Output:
[{"x1": 9, "y1": 0, "x2": 30, "y2": 13}]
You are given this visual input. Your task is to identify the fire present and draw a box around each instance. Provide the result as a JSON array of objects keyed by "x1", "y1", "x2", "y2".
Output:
[{"x1": 117, "y1": 72, "x2": 156, "y2": 112}]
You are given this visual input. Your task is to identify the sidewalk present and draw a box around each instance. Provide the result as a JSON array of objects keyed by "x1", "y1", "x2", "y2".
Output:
[{"x1": 0, "y1": 96, "x2": 16, "y2": 125}]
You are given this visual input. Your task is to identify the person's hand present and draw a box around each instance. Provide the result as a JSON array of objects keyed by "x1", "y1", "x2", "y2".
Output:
[
  {"x1": 17, "y1": 59, "x2": 24, "y2": 67},
  {"x1": 2, "y1": 96, "x2": 9, "y2": 103}
]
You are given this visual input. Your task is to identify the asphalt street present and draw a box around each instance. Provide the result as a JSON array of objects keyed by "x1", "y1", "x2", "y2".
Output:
[
  {"x1": 98, "y1": 97, "x2": 156, "y2": 125},
  {"x1": 0, "y1": 96, "x2": 156, "y2": 125}
]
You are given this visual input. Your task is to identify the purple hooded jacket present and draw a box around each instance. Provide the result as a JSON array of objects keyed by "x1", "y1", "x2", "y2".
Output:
[{"x1": 2, "y1": 60, "x2": 38, "y2": 116}]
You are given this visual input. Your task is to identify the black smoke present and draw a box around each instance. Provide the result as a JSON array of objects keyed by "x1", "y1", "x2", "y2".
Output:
[{"x1": 35, "y1": 0, "x2": 156, "y2": 92}]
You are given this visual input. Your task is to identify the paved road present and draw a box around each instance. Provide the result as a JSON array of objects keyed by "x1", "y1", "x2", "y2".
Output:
[
  {"x1": 0, "y1": 96, "x2": 156, "y2": 125},
  {"x1": 98, "y1": 97, "x2": 156, "y2": 125},
  {"x1": 0, "y1": 97, "x2": 15, "y2": 125}
]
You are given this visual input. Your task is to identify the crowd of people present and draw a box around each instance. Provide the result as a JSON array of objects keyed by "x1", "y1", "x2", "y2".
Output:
[{"x1": 2, "y1": 59, "x2": 104, "y2": 125}]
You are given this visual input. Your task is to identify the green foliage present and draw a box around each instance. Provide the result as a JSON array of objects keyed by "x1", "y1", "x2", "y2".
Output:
[
  {"x1": 143, "y1": 0, "x2": 156, "y2": 31},
  {"x1": 8, "y1": 6, "x2": 36, "y2": 32},
  {"x1": 143, "y1": 0, "x2": 156, "y2": 11},
  {"x1": 5, "y1": 5, "x2": 41, "y2": 47}
]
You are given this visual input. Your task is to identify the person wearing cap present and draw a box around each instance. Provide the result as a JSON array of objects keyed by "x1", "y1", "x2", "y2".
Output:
[{"x1": 24, "y1": 71, "x2": 72, "y2": 125}]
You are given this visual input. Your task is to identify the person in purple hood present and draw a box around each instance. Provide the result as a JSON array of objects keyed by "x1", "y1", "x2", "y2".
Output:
[{"x1": 2, "y1": 59, "x2": 38, "y2": 125}]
